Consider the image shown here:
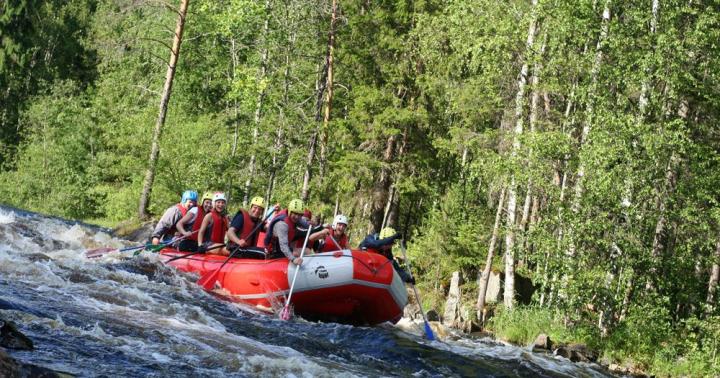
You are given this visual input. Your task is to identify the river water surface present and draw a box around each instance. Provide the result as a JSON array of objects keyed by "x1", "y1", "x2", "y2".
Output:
[{"x1": 0, "y1": 206, "x2": 615, "y2": 377}]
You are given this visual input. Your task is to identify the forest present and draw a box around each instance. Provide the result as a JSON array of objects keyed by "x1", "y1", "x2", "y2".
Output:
[{"x1": 1, "y1": 0, "x2": 719, "y2": 375}]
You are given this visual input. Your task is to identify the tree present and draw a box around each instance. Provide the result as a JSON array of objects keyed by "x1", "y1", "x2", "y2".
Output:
[{"x1": 138, "y1": 0, "x2": 190, "y2": 219}]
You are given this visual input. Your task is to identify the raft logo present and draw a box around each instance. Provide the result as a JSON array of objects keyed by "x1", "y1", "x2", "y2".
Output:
[{"x1": 314, "y1": 265, "x2": 329, "y2": 279}]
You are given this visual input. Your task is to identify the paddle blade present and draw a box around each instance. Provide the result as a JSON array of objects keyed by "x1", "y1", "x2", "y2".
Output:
[
  {"x1": 423, "y1": 321, "x2": 435, "y2": 341},
  {"x1": 280, "y1": 305, "x2": 291, "y2": 321},
  {"x1": 198, "y1": 270, "x2": 220, "y2": 290},
  {"x1": 85, "y1": 247, "x2": 117, "y2": 259}
]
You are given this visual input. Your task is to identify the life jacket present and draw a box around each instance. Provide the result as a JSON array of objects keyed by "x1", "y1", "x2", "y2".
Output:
[
  {"x1": 264, "y1": 211, "x2": 296, "y2": 254},
  {"x1": 168, "y1": 203, "x2": 189, "y2": 235},
  {"x1": 189, "y1": 206, "x2": 207, "y2": 242},
  {"x1": 319, "y1": 228, "x2": 348, "y2": 252},
  {"x1": 207, "y1": 210, "x2": 229, "y2": 244},
  {"x1": 236, "y1": 209, "x2": 260, "y2": 247}
]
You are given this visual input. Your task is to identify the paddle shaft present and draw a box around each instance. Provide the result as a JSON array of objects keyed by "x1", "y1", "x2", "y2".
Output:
[
  {"x1": 164, "y1": 243, "x2": 226, "y2": 263},
  {"x1": 399, "y1": 241, "x2": 435, "y2": 341},
  {"x1": 197, "y1": 210, "x2": 275, "y2": 289},
  {"x1": 86, "y1": 230, "x2": 197, "y2": 258},
  {"x1": 281, "y1": 224, "x2": 313, "y2": 320}
]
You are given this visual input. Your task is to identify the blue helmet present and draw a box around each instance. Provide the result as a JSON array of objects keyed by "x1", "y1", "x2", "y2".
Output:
[{"x1": 181, "y1": 190, "x2": 198, "y2": 203}]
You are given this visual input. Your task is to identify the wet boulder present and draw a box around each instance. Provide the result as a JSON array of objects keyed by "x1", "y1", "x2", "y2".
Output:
[
  {"x1": 554, "y1": 343, "x2": 598, "y2": 363},
  {"x1": 0, "y1": 320, "x2": 33, "y2": 350},
  {"x1": 532, "y1": 333, "x2": 552, "y2": 351}
]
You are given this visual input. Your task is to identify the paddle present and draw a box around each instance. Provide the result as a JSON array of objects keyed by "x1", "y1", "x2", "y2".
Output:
[
  {"x1": 280, "y1": 225, "x2": 313, "y2": 321},
  {"x1": 196, "y1": 210, "x2": 274, "y2": 290},
  {"x1": 399, "y1": 240, "x2": 436, "y2": 341},
  {"x1": 85, "y1": 232, "x2": 195, "y2": 259},
  {"x1": 164, "y1": 243, "x2": 226, "y2": 263},
  {"x1": 326, "y1": 230, "x2": 344, "y2": 251}
]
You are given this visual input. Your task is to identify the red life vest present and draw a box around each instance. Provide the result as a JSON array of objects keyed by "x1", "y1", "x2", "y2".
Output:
[
  {"x1": 208, "y1": 210, "x2": 229, "y2": 244},
  {"x1": 265, "y1": 211, "x2": 296, "y2": 254},
  {"x1": 237, "y1": 209, "x2": 259, "y2": 247},
  {"x1": 319, "y1": 229, "x2": 348, "y2": 252},
  {"x1": 168, "y1": 203, "x2": 189, "y2": 235},
  {"x1": 189, "y1": 206, "x2": 206, "y2": 241}
]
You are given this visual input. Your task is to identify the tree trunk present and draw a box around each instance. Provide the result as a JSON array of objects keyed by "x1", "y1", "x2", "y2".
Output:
[
  {"x1": 504, "y1": 0, "x2": 539, "y2": 310},
  {"x1": 567, "y1": 0, "x2": 612, "y2": 256},
  {"x1": 319, "y1": 0, "x2": 338, "y2": 183},
  {"x1": 477, "y1": 187, "x2": 506, "y2": 324},
  {"x1": 138, "y1": 0, "x2": 190, "y2": 220},
  {"x1": 301, "y1": 59, "x2": 326, "y2": 203},
  {"x1": 370, "y1": 134, "x2": 397, "y2": 232},
  {"x1": 646, "y1": 99, "x2": 686, "y2": 291},
  {"x1": 243, "y1": 0, "x2": 271, "y2": 206},
  {"x1": 638, "y1": 0, "x2": 660, "y2": 115},
  {"x1": 707, "y1": 239, "x2": 720, "y2": 308}
]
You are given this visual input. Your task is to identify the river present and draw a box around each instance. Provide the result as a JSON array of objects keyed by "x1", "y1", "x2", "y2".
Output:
[{"x1": 0, "y1": 205, "x2": 615, "y2": 377}]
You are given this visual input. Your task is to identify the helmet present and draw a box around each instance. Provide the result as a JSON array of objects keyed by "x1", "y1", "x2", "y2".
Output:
[
  {"x1": 250, "y1": 196, "x2": 266, "y2": 209},
  {"x1": 332, "y1": 215, "x2": 348, "y2": 229},
  {"x1": 213, "y1": 192, "x2": 227, "y2": 204},
  {"x1": 288, "y1": 199, "x2": 304, "y2": 214},
  {"x1": 379, "y1": 227, "x2": 397, "y2": 239},
  {"x1": 181, "y1": 190, "x2": 198, "y2": 203},
  {"x1": 202, "y1": 191, "x2": 213, "y2": 202},
  {"x1": 303, "y1": 209, "x2": 312, "y2": 219}
]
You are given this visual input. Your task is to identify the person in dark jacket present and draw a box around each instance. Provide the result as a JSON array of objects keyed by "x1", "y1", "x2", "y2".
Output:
[{"x1": 359, "y1": 227, "x2": 414, "y2": 284}]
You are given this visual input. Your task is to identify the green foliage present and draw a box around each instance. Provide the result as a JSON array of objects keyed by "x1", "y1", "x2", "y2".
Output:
[
  {"x1": 488, "y1": 305, "x2": 596, "y2": 347},
  {"x1": 1, "y1": 1, "x2": 720, "y2": 375}
]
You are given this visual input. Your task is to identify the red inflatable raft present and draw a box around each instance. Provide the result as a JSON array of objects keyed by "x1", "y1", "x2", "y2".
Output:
[{"x1": 159, "y1": 248, "x2": 408, "y2": 325}]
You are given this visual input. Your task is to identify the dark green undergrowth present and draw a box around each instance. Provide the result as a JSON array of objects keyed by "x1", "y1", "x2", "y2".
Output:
[{"x1": 487, "y1": 306, "x2": 720, "y2": 377}]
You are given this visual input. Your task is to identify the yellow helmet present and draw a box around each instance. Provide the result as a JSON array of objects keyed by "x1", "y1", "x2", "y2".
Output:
[
  {"x1": 202, "y1": 192, "x2": 213, "y2": 202},
  {"x1": 250, "y1": 196, "x2": 266, "y2": 209},
  {"x1": 379, "y1": 227, "x2": 397, "y2": 239},
  {"x1": 288, "y1": 199, "x2": 304, "y2": 214}
]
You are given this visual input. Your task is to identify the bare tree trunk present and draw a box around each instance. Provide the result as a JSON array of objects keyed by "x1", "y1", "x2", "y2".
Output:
[
  {"x1": 646, "y1": 99, "x2": 685, "y2": 291},
  {"x1": 319, "y1": 0, "x2": 338, "y2": 183},
  {"x1": 567, "y1": 0, "x2": 612, "y2": 256},
  {"x1": 243, "y1": 0, "x2": 271, "y2": 206},
  {"x1": 370, "y1": 134, "x2": 397, "y2": 232},
  {"x1": 477, "y1": 187, "x2": 506, "y2": 324},
  {"x1": 638, "y1": 0, "x2": 660, "y2": 114},
  {"x1": 301, "y1": 131, "x2": 318, "y2": 202},
  {"x1": 267, "y1": 28, "x2": 295, "y2": 203},
  {"x1": 707, "y1": 240, "x2": 720, "y2": 309},
  {"x1": 301, "y1": 60, "x2": 326, "y2": 202},
  {"x1": 138, "y1": 0, "x2": 190, "y2": 220},
  {"x1": 504, "y1": 0, "x2": 539, "y2": 310}
]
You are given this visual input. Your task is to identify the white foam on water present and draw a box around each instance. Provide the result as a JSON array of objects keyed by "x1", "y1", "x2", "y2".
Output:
[
  {"x1": 0, "y1": 209, "x2": 16, "y2": 224},
  {"x1": 240, "y1": 354, "x2": 362, "y2": 378}
]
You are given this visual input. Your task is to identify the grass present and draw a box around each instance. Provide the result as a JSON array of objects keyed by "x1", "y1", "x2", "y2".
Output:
[{"x1": 485, "y1": 305, "x2": 720, "y2": 377}]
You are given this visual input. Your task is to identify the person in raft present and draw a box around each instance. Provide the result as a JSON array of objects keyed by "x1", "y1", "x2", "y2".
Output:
[
  {"x1": 264, "y1": 198, "x2": 312, "y2": 265},
  {"x1": 150, "y1": 190, "x2": 197, "y2": 245},
  {"x1": 309, "y1": 214, "x2": 350, "y2": 252},
  {"x1": 359, "y1": 227, "x2": 415, "y2": 284},
  {"x1": 197, "y1": 192, "x2": 230, "y2": 255},
  {"x1": 175, "y1": 191, "x2": 213, "y2": 252},
  {"x1": 225, "y1": 196, "x2": 270, "y2": 259}
]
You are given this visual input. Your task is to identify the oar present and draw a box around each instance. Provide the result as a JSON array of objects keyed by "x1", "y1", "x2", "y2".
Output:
[
  {"x1": 326, "y1": 230, "x2": 344, "y2": 251},
  {"x1": 399, "y1": 241, "x2": 435, "y2": 341},
  {"x1": 85, "y1": 232, "x2": 195, "y2": 259},
  {"x1": 164, "y1": 243, "x2": 226, "y2": 263},
  {"x1": 197, "y1": 210, "x2": 274, "y2": 290},
  {"x1": 280, "y1": 225, "x2": 313, "y2": 321}
]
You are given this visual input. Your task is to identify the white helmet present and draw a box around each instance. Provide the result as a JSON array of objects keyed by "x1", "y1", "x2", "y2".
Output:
[
  {"x1": 332, "y1": 214, "x2": 348, "y2": 229},
  {"x1": 213, "y1": 192, "x2": 227, "y2": 204}
]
